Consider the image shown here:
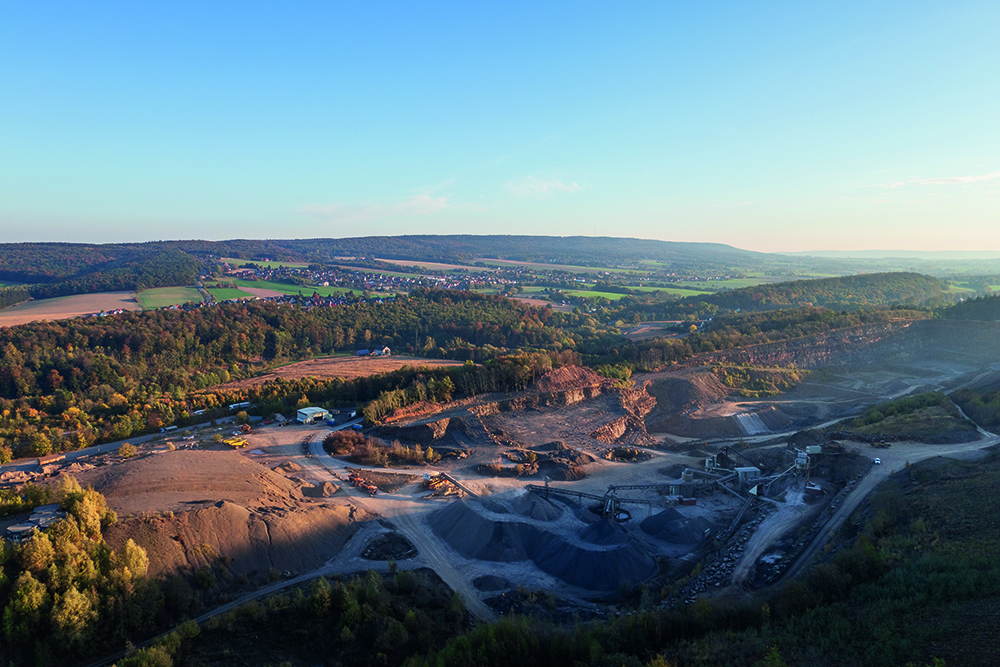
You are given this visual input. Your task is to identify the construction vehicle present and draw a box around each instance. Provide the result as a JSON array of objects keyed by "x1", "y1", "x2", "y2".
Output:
[
  {"x1": 870, "y1": 441, "x2": 891, "y2": 449},
  {"x1": 223, "y1": 437, "x2": 248, "y2": 448},
  {"x1": 348, "y1": 470, "x2": 378, "y2": 496}
]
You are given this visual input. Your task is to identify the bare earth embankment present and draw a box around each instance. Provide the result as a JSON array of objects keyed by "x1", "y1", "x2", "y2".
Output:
[
  {"x1": 78, "y1": 448, "x2": 362, "y2": 580},
  {"x1": 0, "y1": 291, "x2": 140, "y2": 327}
]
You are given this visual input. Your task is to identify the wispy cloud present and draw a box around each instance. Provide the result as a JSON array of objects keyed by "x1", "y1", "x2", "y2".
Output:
[
  {"x1": 299, "y1": 194, "x2": 449, "y2": 224},
  {"x1": 912, "y1": 171, "x2": 1000, "y2": 185},
  {"x1": 505, "y1": 175, "x2": 580, "y2": 199},
  {"x1": 870, "y1": 170, "x2": 1000, "y2": 189}
]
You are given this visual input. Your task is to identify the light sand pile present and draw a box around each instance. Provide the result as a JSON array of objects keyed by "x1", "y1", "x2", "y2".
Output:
[
  {"x1": 429, "y1": 497, "x2": 656, "y2": 591},
  {"x1": 77, "y1": 449, "x2": 303, "y2": 515},
  {"x1": 104, "y1": 501, "x2": 360, "y2": 579},
  {"x1": 640, "y1": 508, "x2": 716, "y2": 545}
]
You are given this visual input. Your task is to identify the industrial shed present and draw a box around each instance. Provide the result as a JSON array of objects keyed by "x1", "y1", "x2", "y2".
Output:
[{"x1": 297, "y1": 407, "x2": 330, "y2": 424}]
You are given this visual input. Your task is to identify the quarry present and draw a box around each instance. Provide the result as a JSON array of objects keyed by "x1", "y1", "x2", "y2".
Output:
[{"x1": 4, "y1": 317, "x2": 1000, "y2": 621}]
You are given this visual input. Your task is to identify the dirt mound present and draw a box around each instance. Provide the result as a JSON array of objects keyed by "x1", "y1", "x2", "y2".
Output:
[
  {"x1": 273, "y1": 461, "x2": 303, "y2": 474},
  {"x1": 648, "y1": 370, "x2": 730, "y2": 416},
  {"x1": 380, "y1": 417, "x2": 451, "y2": 444},
  {"x1": 362, "y1": 532, "x2": 417, "y2": 560},
  {"x1": 429, "y1": 497, "x2": 656, "y2": 591},
  {"x1": 76, "y1": 450, "x2": 301, "y2": 516},
  {"x1": 535, "y1": 441, "x2": 570, "y2": 451},
  {"x1": 640, "y1": 508, "x2": 717, "y2": 545},
  {"x1": 538, "y1": 461, "x2": 587, "y2": 481},
  {"x1": 104, "y1": 501, "x2": 360, "y2": 579},
  {"x1": 302, "y1": 481, "x2": 339, "y2": 498},
  {"x1": 535, "y1": 366, "x2": 605, "y2": 392}
]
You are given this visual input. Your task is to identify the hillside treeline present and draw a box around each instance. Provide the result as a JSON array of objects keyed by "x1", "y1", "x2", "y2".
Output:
[
  {"x1": 0, "y1": 290, "x2": 935, "y2": 458},
  {"x1": 603, "y1": 306, "x2": 931, "y2": 371},
  {"x1": 941, "y1": 293, "x2": 1000, "y2": 321},
  {"x1": 0, "y1": 246, "x2": 199, "y2": 306},
  {"x1": 161, "y1": 235, "x2": 763, "y2": 269},
  {"x1": 952, "y1": 385, "x2": 1000, "y2": 431},
  {"x1": 0, "y1": 291, "x2": 603, "y2": 456}
]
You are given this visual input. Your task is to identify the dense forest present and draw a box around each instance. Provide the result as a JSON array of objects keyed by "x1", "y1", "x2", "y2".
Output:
[
  {"x1": 941, "y1": 293, "x2": 1000, "y2": 321},
  {"x1": 657, "y1": 272, "x2": 942, "y2": 316},
  {"x1": 0, "y1": 478, "x2": 163, "y2": 666},
  {"x1": 952, "y1": 384, "x2": 1000, "y2": 431}
]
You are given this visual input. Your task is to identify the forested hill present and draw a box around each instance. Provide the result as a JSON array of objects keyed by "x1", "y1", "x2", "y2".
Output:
[
  {"x1": 940, "y1": 293, "x2": 1000, "y2": 321},
  {"x1": 0, "y1": 244, "x2": 199, "y2": 305},
  {"x1": 674, "y1": 272, "x2": 945, "y2": 313},
  {"x1": 168, "y1": 235, "x2": 767, "y2": 268}
]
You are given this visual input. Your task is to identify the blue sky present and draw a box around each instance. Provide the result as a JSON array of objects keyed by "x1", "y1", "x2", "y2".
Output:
[{"x1": 1, "y1": 1, "x2": 997, "y2": 251}]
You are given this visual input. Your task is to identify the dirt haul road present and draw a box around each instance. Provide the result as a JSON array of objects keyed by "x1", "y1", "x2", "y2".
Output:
[
  {"x1": 304, "y1": 437, "x2": 499, "y2": 622},
  {"x1": 729, "y1": 491, "x2": 812, "y2": 588},
  {"x1": 780, "y1": 432, "x2": 999, "y2": 584}
]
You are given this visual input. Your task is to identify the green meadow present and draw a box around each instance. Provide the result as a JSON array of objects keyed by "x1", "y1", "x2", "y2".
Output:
[
  {"x1": 207, "y1": 288, "x2": 254, "y2": 300},
  {"x1": 136, "y1": 286, "x2": 204, "y2": 309}
]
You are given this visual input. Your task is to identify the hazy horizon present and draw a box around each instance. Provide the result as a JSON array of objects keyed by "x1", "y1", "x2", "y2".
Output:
[{"x1": 2, "y1": 1, "x2": 998, "y2": 252}]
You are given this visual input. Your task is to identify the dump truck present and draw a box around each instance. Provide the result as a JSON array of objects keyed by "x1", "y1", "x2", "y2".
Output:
[{"x1": 223, "y1": 437, "x2": 248, "y2": 448}]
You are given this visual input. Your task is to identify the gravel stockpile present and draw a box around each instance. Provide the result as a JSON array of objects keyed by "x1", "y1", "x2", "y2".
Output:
[
  {"x1": 509, "y1": 492, "x2": 564, "y2": 521},
  {"x1": 578, "y1": 519, "x2": 629, "y2": 546},
  {"x1": 640, "y1": 507, "x2": 716, "y2": 545},
  {"x1": 429, "y1": 497, "x2": 657, "y2": 591}
]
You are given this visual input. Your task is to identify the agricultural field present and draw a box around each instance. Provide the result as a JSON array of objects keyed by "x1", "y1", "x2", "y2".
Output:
[
  {"x1": 377, "y1": 257, "x2": 476, "y2": 272},
  {"x1": 207, "y1": 287, "x2": 254, "y2": 300},
  {"x1": 473, "y1": 258, "x2": 652, "y2": 275},
  {"x1": 670, "y1": 277, "x2": 771, "y2": 290},
  {"x1": 221, "y1": 257, "x2": 308, "y2": 269},
  {"x1": 136, "y1": 286, "x2": 204, "y2": 309},
  {"x1": 561, "y1": 289, "x2": 628, "y2": 300},
  {"x1": 613, "y1": 284, "x2": 712, "y2": 296},
  {"x1": 0, "y1": 280, "x2": 26, "y2": 287},
  {"x1": 214, "y1": 354, "x2": 466, "y2": 390},
  {"x1": 233, "y1": 279, "x2": 356, "y2": 297},
  {"x1": 331, "y1": 264, "x2": 423, "y2": 278},
  {"x1": 0, "y1": 291, "x2": 140, "y2": 327}
]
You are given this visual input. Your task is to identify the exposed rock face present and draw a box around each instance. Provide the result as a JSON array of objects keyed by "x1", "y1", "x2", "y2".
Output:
[
  {"x1": 535, "y1": 366, "x2": 606, "y2": 392},
  {"x1": 384, "y1": 417, "x2": 452, "y2": 444}
]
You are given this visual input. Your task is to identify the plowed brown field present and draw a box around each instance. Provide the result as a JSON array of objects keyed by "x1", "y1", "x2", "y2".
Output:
[
  {"x1": 215, "y1": 355, "x2": 465, "y2": 390},
  {"x1": 0, "y1": 291, "x2": 141, "y2": 327}
]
